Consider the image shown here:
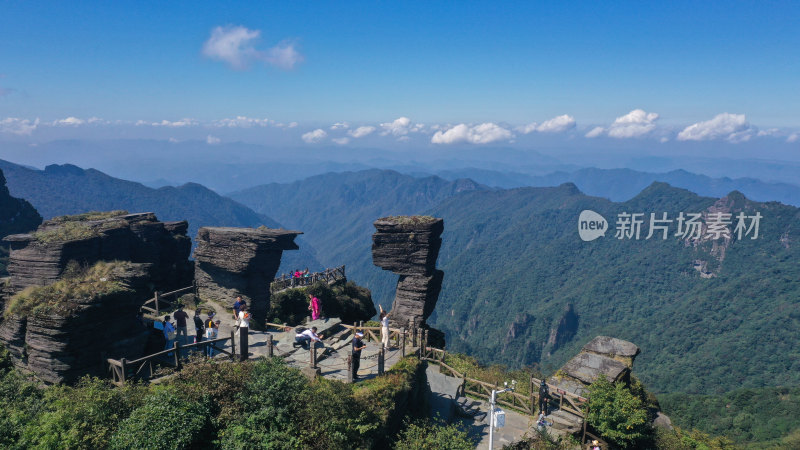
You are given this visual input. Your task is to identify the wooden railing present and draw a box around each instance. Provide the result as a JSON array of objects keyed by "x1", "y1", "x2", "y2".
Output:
[
  {"x1": 270, "y1": 265, "x2": 346, "y2": 293},
  {"x1": 106, "y1": 331, "x2": 235, "y2": 386},
  {"x1": 140, "y1": 282, "x2": 198, "y2": 317}
]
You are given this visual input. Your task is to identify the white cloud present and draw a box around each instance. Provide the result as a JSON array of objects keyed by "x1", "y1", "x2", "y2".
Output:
[
  {"x1": 348, "y1": 126, "x2": 375, "y2": 138},
  {"x1": 153, "y1": 118, "x2": 198, "y2": 127},
  {"x1": 332, "y1": 137, "x2": 350, "y2": 145},
  {"x1": 264, "y1": 40, "x2": 304, "y2": 70},
  {"x1": 87, "y1": 117, "x2": 107, "y2": 125},
  {"x1": 202, "y1": 25, "x2": 262, "y2": 70},
  {"x1": 206, "y1": 135, "x2": 221, "y2": 145},
  {"x1": 787, "y1": 133, "x2": 799, "y2": 143},
  {"x1": 0, "y1": 117, "x2": 39, "y2": 135},
  {"x1": 431, "y1": 122, "x2": 513, "y2": 145},
  {"x1": 287, "y1": 122, "x2": 298, "y2": 128},
  {"x1": 518, "y1": 114, "x2": 576, "y2": 134},
  {"x1": 168, "y1": 137, "x2": 180, "y2": 143},
  {"x1": 202, "y1": 25, "x2": 303, "y2": 70},
  {"x1": 330, "y1": 122, "x2": 350, "y2": 130},
  {"x1": 607, "y1": 109, "x2": 659, "y2": 138},
  {"x1": 585, "y1": 126, "x2": 605, "y2": 138},
  {"x1": 677, "y1": 113, "x2": 751, "y2": 142},
  {"x1": 52, "y1": 116, "x2": 85, "y2": 126},
  {"x1": 660, "y1": 137, "x2": 669, "y2": 143},
  {"x1": 301, "y1": 128, "x2": 327, "y2": 143},
  {"x1": 214, "y1": 116, "x2": 272, "y2": 128},
  {"x1": 380, "y1": 117, "x2": 424, "y2": 137},
  {"x1": 757, "y1": 128, "x2": 780, "y2": 137}
]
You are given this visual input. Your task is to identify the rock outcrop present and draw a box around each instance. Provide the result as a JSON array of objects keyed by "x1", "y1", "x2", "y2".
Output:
[
  {"x1": 0, "y1": 168, "x2": 42, "y2": 243},
  {"x1": 549, "y1": 336, "x2": 640, "y2": 396},
  {"x1": 372, "y1": 216, "x2": 444, "y2": 328},
  {"x1": 193, "y1": 226, "x2": 301, "y2": 325},
  {"x1": 0, "y1": 261, "x2": 151, "y2": 383},
  {"x1": 2, "y1": 212, "x2": 192, "y2": 297}
]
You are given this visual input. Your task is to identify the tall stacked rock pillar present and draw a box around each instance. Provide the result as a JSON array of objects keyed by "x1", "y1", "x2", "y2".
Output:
[
  {"x1": 193, "y1": 227, "x2": 301, "y2": 326},
  {"x1": 372, "y1": 216, "x2": 444, "y2": 329}
]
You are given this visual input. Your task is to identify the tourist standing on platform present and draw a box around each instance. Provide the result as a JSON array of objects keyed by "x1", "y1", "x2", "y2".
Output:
[
  {"x1": 309, "y1": 294, "x2": 321, "y2": 321},
  {"x1": 193, "y1": 309, "x2": 205, "y2": 344},
  {"x1": 173, "y1": 304, "x2": 189, "y2": 345},
  {"x1": 232, "y1": 295, "x2": 245, "y2": 320},
  {"x1": 378, "y1": 305, "x2": 392, "y2": 349},
  {"x1": 352, "y1": 331, "x2": 366, "y2": 380},
  {"x1": 204, "y1": 313, "x2": 217, "y2": 356},
  {"x1": 538, "y1": 379, "x2": 550, "y2": 414},
  {"x1": 236, "y1": 304, "x2": 250, "y2": 361},
  {"x1": 162, "y1": 315, "x2": 176, "y2": 351}
]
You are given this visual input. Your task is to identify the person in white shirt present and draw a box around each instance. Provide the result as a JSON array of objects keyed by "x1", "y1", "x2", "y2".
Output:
[
  {"x1": 294, "y1": 326, "x2": 323, "y2": 350},
  {"x1": 236, "y1": 305, "x2": 251, "y2": 361},
  {"x1": 378, "y1": 304, "x2": 392, "y2": 349}
]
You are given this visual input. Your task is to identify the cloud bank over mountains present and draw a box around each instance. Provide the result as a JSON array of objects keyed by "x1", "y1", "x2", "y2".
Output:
[{"x1": 2, "y1": 111, "x2": 798, "y2": 147}]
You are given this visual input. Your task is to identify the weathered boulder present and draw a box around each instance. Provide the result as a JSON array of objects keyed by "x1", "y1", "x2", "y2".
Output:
[
  {"x1": 549, "y1": 336, "x2": 640, "y2": 397},
  {"x1": 193, "y1": 226, "x2": 301, "y2": 325},
  {"x1": 372, "y1": 216, "x2": 444, "y2": 328},
  {"x1": 2, "y1": 261, "x2": 151, "y2": 383},
  {"x1": 582, "y1": 335, "x2": 640, "y2": 368},
  {"x1": 3, "y1": 211, "x2": 192, "y2": 296}
]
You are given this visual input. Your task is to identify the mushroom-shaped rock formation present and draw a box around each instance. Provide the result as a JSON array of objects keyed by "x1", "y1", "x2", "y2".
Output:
[
  {"x1": 372, "y1": 216, "x2": 444, "y2": 328},
  {"x1": 549, "y1": 336, "x2": 641, "y2": 396},
  {"x1": 193, "y1": 226, "x2": 301, "y2": 325}
]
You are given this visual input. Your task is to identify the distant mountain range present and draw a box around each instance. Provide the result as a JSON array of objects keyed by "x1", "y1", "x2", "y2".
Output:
[
  {"x1": 0, "y1": 160, "x2": 321, "y2": 272},
  {"x1": 231, "y1": 168, "x2": 800, "y2": 398},
  {"x1": 425, "y1": 167, "x2": 800, "y2": 206}
]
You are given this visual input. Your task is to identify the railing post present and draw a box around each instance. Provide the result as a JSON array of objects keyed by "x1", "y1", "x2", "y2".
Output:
[
  {"x1": 310, "y1": 344, "x2": 317, "y2": 368},
  {"x1": 229, "y1": 331, "x2": 236, "y2": 361},
  {"x1": 378, "y1": 347, "x2": 385, "y2": 375},
  {"x1": 193, "y1": 280, "x2": 198, "y2": 299},
  {"x1": 401, "y1": 328, "x2": 406, "y2": 356},
  {"x1": 530, "y1": 374, "x2": 535, "y2": 414},
  {"x1": 267, "y1": 334, "x2": 274, "y2": 357},
  {"x1": 154, "y1": 291, "x2": 160, "y2": 316},
  {"x1": 120, "y1": 358, "x2": 128, "y2": 384},
  {"x1": 173, "y1": 341, "x2": 181, "y2": 370},
  {"x1": 412, "y1": 326, "x2": 417, "y2": 347}
]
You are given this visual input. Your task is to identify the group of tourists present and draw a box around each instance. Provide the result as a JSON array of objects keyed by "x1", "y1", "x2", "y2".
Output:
[{"x1": 160, "y1": 304, "x2": 221, "y2": 356}]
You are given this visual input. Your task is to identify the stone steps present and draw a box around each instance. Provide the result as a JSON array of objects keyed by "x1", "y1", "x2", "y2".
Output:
[{"x1": 547, "y1": 409, "x2": 583, "y2": 433}]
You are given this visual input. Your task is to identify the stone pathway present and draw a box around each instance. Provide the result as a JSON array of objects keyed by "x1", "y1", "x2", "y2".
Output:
[{"x1": 182, "y1": 299, "x2": 413, "y2": 380}]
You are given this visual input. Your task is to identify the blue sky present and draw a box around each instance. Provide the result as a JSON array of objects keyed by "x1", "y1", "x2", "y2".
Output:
[{"x1": 1, "y1": 1, "x2": 799, "y2": 150}]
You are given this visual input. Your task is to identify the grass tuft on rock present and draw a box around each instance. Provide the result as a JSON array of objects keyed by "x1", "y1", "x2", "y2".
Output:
[{"x1": 5, "y1": 260, "x2": 133, "y2": 318}]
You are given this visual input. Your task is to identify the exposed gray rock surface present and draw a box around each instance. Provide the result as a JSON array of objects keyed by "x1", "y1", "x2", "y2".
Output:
[
  {"x1": 3, "y1": 212, "x2": 192, "y2": 296},
  {"x1": 193, "y1": 226, "x2": 301, "y2": 325},
  {"x1": 372, "y1": 216, "x2": 444, "y2": 328},
  {"x1": 582, "y1": 335, "x2": 641, "y2": 361},
  {"x1": 2, "y1": 263, "x2": 152, "y2": 384}
]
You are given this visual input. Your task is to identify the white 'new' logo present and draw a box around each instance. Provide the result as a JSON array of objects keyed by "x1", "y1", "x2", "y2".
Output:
[{"x1": 578, "y1": 210, "x2": 608, "y2": 241}]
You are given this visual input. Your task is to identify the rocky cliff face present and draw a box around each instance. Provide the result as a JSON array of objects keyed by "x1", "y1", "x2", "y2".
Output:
[
  {"x1": 0, "y1": 168, "x2": 42, "y2": 243},
  {"x1": 0, "y1": 261, "x2": 152, "y2": 384},
  {"x1": 372, "y1": 216, "x2": 444, "y2": 328},
  {"x1": 193, "y1": 226, "x2": 301, "y2": 325},
  {"x1": 3, "y1": 212, "x2": 192, "y2": 297}
]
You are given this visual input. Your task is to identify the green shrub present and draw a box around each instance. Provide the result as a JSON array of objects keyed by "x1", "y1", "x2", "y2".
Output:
[
  {"x1": 0, "y1": 354, "x2": 43, "y2": 448},
  {"x1": 585, "y1": 376, "x2": 651, "y2": 449},
  {"x1": 21, "y1": 377, "x2": 146, "y2": 449},
  {"x1": 393, "y1": 420, "x2": 473, "y2": 450},
  {"x1": 110, "y1": 386, "x2": 211, "y2": 450},
  {"x1": 49, "y1": 210, "x2": 129, "y2": 223}
]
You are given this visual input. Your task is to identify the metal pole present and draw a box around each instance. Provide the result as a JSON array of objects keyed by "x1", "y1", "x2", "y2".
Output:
[
  {"x1": 378, "y1": 347, "x2": 384, "y2": 375},
  {"x1": 173, "y1": 341, "x2": 181, "y2": 370},
  {"x1": 154, "y1": 291, "x2": 160, "y2": 316},
  {"x1": 401, "y1": 327, "x2": 406, "y2": 356},
  {"x1": 489, "y1": 389, "x2": 496, "y2": 449},
  {"x1": 310, "y1": 344, "x2": 317, "y2": 368},
  {"x1": 267, "y1": 334, "x2": 274, "y2": 357}
]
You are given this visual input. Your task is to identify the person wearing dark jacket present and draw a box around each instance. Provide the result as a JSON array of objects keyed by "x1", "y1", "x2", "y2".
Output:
[
  {"x1": 352, "y1": 331, "x2": 367, "y2": 380},
  {"x1": 193, "y1": 310, "x2": 205, "y2": 343},
  {"x1": 538, "y1": 379, "x2": 550, "y2": 414}
]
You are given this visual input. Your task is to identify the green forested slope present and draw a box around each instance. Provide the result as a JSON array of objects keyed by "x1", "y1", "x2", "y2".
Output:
[{"x1": 427, "y1": 182, "x2": 800, "y2": 395}]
